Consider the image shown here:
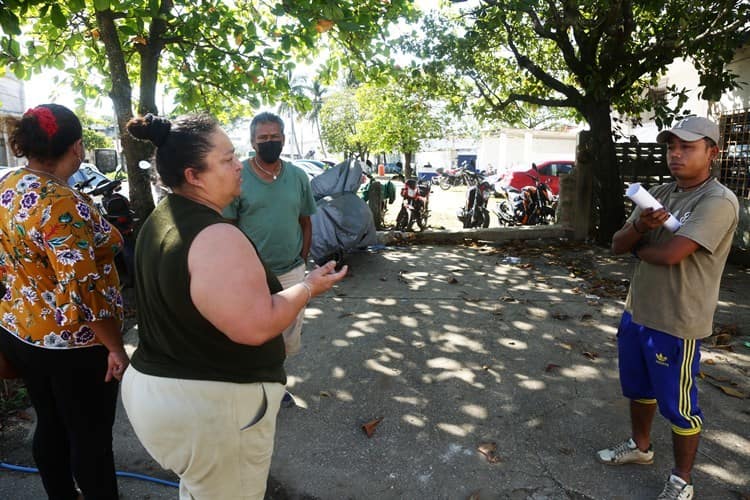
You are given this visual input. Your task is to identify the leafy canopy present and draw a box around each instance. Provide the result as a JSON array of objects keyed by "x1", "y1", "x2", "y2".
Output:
[
  {"x1": 0, "y1": 0, "x2": 416, "y2": 120},
  {"x1": 408, "y1": 0, "x2": 749, "y2": 128},
  {"x1": 320, "y1": 80, "x2": 444, "y2": 160}
]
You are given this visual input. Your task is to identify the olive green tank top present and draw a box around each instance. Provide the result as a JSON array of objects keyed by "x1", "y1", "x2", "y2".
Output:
[{"x1": 131, "y1": 194, "x2": 286, "y2": 384}]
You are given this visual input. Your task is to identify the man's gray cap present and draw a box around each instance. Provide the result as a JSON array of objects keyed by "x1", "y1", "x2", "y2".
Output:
[{"x1": 656, "y1": 116, "x2": 720, "y2": 144}]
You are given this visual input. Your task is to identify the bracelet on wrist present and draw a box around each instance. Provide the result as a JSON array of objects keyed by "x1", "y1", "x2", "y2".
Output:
[{"x1": 301, "y1": 281, "x2": 312, "y2": 303}]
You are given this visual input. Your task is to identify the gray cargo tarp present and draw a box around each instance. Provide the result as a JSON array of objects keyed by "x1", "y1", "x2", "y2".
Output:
[{"x1": 309, "y1": 159, "x2": 377, "y2": 263}]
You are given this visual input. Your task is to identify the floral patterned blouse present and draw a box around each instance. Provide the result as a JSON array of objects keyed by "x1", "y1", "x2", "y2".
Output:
[{"x1": 0, "y1": 168, "x2": 124, "y2": 348}]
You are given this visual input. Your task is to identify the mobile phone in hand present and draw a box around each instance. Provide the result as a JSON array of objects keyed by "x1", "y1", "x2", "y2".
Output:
[{"x1": 315, "y1": 249, "x2": 344, "y2": 271}]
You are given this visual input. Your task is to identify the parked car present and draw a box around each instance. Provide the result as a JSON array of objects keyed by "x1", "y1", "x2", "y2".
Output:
[
  {"x1": 68, "y1": 163, "x2": 110, "y2": 189},
  {"x1": 384, "y1": 162, "x2": 402, "y2": 174},
  {"x1": 292, "y1": 159, "x2": 325, "y2": 180},
  {"x1": 498, "y1": 160, "x2": 574, "y2": 196},
  {"x1": 417, "y1": 164, "x2": 440, "y2": 183}
]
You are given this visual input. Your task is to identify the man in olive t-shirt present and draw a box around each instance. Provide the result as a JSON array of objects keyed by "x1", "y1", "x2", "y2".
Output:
[{"x1": 596, "y1": 116, "x2": 738, "y2": 500}]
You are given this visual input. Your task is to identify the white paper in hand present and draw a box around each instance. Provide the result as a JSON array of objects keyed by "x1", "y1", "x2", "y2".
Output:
[{"x1": 625, "y1": 183, "x2": 681, "y2": 232}]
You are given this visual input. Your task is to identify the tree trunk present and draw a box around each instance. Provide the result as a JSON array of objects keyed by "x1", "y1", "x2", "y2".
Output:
[
  {"x1": 288, "y1": 112, "x2": 301, "y2": 158},
  {"x1": 585, "y1": 102, "x2": 625, "y2": 246},
  {"x1": 404, "y1": 152, "x2": 414, "y2": 178},
  {"x1": 95, "y1": 10, "x2": 154, "y2": 224},
  {"x1": 315, "y1": 118, "x2": 326, "y2": 156}
]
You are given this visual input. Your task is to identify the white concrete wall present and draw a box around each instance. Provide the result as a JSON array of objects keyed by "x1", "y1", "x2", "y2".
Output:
[
  {"x1": 476, "y1": 128, "x2": 577, "y2": 174},
  {"x1": 617, "y1": 49, "x2": 750, "y2": 142},
  {"x1": 717, "y1": 45, "x2": 750, "y2": 112}
]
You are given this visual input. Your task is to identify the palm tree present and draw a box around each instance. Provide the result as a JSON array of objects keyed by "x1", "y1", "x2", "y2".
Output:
[
  {"x1": 278, "y1": 73, "x2": 308, "y2": 158},
  {"x1": 306, "y1": 78, "x2": 327, "y2": 157}
]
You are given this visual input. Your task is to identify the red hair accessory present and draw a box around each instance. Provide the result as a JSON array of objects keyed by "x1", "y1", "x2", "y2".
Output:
[{"x1": 24, "y1": 107, "x2": 59, "y2": 138}]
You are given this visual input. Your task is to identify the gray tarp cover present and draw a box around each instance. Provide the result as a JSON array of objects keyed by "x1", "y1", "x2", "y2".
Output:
[{"x1": 309, "y1": 159, "x2": 377, "y2": 262}]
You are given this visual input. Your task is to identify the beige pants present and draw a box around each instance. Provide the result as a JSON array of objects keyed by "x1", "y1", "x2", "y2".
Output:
[
  {"x1": 277, "y1": 263, "x2": 306, "y2": 356},
  {"x1": 121, "y1": 366, "x2": 284, "y2": 500}
]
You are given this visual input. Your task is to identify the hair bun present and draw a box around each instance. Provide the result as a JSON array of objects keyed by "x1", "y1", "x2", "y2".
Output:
[{"x1": 127, "y1": 113, "x2": 172, "y2": 147}]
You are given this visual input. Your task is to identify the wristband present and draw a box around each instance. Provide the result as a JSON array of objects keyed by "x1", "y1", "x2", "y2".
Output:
[{"x1": 301, "y1": 281, "x2": 312, "y2": 304}]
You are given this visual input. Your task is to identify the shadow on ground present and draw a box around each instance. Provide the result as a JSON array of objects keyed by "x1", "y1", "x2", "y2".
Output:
[{"x1": 1, "y1": 241, "x2": 748, "y2": 499}]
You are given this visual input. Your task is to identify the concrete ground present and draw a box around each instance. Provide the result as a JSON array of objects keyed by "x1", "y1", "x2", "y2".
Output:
[{"x1": 1, "y1": 239, "x2": 748, "y2": 499}]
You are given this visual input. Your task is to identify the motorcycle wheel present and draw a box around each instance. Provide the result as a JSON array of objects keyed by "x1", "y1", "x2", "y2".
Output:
[
  {"x1": 481, "y1": 208, "x2": 490, "y2": 228},
  {"x1": 439, "y1": 177, "x2": 452, "y2": 190},
  {"x1": 495, "y1": 201, "x2": 515, "y2": 226},
  {"x1": 395, "y1": 208, "x2": 409, "y2": 231},
  {"x1": 417, "y1": 211, "x2": 428, "y2": 231}
]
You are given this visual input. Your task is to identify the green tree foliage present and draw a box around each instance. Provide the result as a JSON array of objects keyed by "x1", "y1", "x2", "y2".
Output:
[
  {"x1": 79, "y1": 114, "x2": 112, "y2": 151},
  {"x1": 320, "y1": 88, "x2": 368, "y2": 159},
  {"x1": 82, "y1": 127, "x2": 111, "y2": 151},
  {"x1": 410, "y1": 0, "x2": 749, "y2": 244},
  {"x1": 356, "y1": 82, "x2": 443, "y2": 178},
  {"x1": 0, "y1": 0, "x2": 414, "y2": 220},
  {"x1": 320, "y1": 81, "x2": 444, "y2": 175}
]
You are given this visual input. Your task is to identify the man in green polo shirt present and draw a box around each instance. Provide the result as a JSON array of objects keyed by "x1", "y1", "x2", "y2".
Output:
[{"x1": 224, "y1": 112, "x2": 317, "y2": 407}]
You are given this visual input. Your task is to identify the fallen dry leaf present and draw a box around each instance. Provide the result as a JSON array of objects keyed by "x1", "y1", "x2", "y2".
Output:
[
  {"x1": 580, "y1": 314, "x2": 593, "y2": 321},
  {"x1": 361, "y1": 417, "x2": 383, "y2": 438},
  {"x1": 703, "y1": 359, "x2": 715, "y2": 365},
  {"x1": 552, "y1": 312, "x2": 569, "y2": 320},
  {"x1": 582, "y1": 351, "x2": 599, "y2": 360},
  {"x1": 467, "y1": 490, "x2": 481, "y2": 500},
  {"x1": 713, "y1": 323, "x2": 738, "y2": 336},
  {"x1": 477, "y1": 441, "x2": 502, "y2": 464},
  {"x1": 545, "y1": 363, "x2": 561, "y2": 372},
  {"x1": 319, "y1": 391, "x2": 331, "y2": 398},
  {"x1": 558, "y1": 342, "x2": 573, "y2": 351},
  {"x1": 700, "y1": 373, "x2": 748, "y2": 399},
  {"x1": 701, "y1": 371, "x2": 732, "y2": 383},
  {"x1": 447, "y1": 276, "x2": 459, "y2": 284},
  {"x1": 718, "y1": 386, "x2": 747, "y2": 399},
  {"x1": 709, "y1": 344, "x2": 735, "y2": 352},
  {"x1": 712, "y1": 333, "x2": 734, "y2": 346}
]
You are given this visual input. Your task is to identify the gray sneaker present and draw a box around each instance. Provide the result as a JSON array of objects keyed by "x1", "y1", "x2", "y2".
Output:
[
  {"x1": 596, "y1": 438, "x2": 654, "y2": 465},
  {"x1": 657, "y1": 474, "x2": 694, "y2": 500}
]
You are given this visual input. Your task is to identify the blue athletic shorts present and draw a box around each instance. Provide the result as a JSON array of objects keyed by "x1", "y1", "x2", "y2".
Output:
[{"x1": 617, "y1": 311, "x2": 703, "y2": 435}]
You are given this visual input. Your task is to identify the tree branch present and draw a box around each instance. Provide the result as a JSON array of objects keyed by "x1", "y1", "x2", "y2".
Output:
[{"x1": 500, "y1": 17, "x2": 581, "y2": 102}]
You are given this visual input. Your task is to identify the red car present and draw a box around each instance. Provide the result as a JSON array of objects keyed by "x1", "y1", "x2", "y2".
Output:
[{"x1": 499, "y1": 160, "x2": 574, "y2": 195}]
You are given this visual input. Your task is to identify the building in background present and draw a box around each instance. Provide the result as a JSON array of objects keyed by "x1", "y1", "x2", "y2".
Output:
[{"x1": 0, "y1": 72, "x2": 25, "y2": 167}]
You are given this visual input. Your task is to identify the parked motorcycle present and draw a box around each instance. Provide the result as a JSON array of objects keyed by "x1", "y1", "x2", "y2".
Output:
[
  {"x1": 457, "y1": 179, "x2": 494, "y2": 228},
  {"x1": 493, "y1": 167, "x2": 557, "y2": 226},
  {"x1": 70, "y1": 165, "x2": 137, "y2": 287},
  {"x1": 361, "y1": 172, "x2": 396, "y2": 230},
  {"x1": 395, "y1": 178, "x2": 431, "y2": 231},
  {"x1": 438, "y1": 165, "x2": 482, "y2": 190}
]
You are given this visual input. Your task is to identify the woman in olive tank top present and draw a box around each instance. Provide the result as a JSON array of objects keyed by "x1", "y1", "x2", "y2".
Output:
[{"x1": 120, "y1": 113, "x2": 347, "y2": 500}]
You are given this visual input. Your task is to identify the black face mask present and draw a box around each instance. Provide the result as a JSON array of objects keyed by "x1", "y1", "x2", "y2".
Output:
[{"x1": 256, "y1": 141, "x2": 283, "y2": 163}]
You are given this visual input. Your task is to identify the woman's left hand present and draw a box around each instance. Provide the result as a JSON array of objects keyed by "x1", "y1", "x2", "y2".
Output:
[{"x1": 105, "y1": 349, "x2": 130, "y2": 382}]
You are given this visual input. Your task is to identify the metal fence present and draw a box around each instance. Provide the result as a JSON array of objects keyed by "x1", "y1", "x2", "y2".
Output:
[
  {"x1": 616, "y1": 142, "x2": 670, "y2": 213},
  {"x1": 718, "y1": 109, "x2": 750, "y2": 199}
]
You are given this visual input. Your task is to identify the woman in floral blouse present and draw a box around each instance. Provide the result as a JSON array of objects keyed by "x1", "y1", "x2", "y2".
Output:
[{"x1": 0, "y1": 104, "x2": 127, "y2": 500}]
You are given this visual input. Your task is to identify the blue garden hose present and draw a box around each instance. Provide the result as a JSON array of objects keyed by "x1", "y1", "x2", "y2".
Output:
[{"x1": 0, "y1": 462, "x2": 178, "y2": 488}]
